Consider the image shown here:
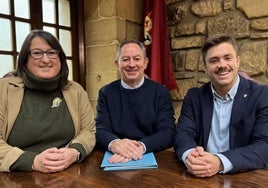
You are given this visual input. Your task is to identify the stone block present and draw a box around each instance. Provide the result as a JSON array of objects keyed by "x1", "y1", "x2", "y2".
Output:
[
  {"x1": 251, "y1": 32, "x2": 268, "y2": 39},
  {"x1": 84, "y1": 0, "x2": 98, "y2": 21},
  {"x1": 207, "y1": 14, "x2": 250, "y2": 38},
  {"x1": 168, "y1": 26, "x2": 176, "y2": 38},
  {"x1": 167, "y1": 1, "x2": 189, "y2": 26},
  {"x1": 172, "y1": 50, "x2": 186, "y2": 71},
  {"x1": 115, "y1": 0, "x2": 127, "y2": 18},
  {"x1": 197, "y1": 74, "x2": 210, "y2": 84},
  {"x1": 116, "y1": 0, "x2": 144, "y2": 24},
  {"x1": 239, "y1": 41, "x2": 267, "y2": 75},
  {"x1": 126, "y1": 21, "x2": 142, "y2": 40},
  {"x1": 251, "y1": 18, "x2": 268, "y2": 31},
  {"x1": 223, "y1": 0, "x2": 235, "y2": 10},
  {"x1": 175, "y1": 22, "x2": 195, "y2": 36},
  {"x1": 177, "y1": 78, "x2": 197, "y2": 100},
  {"x1": 185, "y1": 49, "x2": 200, "y2": 71},
  {"x1": 191, "y1": 0, "x2": 222, "y2": 17},
  {"x1": 86, "y1": 71, "x2": 119, "y2": 98},
  {"x1": 198, "y1": 55, "x2": 205, "y2": 72},
  {"x1": 171, "y1": 36, "x2": 202, "y2": 49},
  {"x1": 166, "y1": 0, "x2": 184, "y2": 5},
  {"x1": 175, "y1": 71, "x2": 195, "y2": 79},
  {"x1": 99, "y1": 0, "x2": 116, "y2": 18},
  {"x1": 237, "y1": 0, "x2": 268, "y2": 18},
  {"x1": 85, "y1": 18, "x2": 126, "y2": 45},
  {"x1": 86, "y1": 44, "x2": 118, "y2": 72},
  {"x1": 195, "y1": 20, "x2": 207, "y2": 34}
]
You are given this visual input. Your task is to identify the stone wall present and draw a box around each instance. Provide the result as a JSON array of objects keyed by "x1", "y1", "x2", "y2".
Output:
[
  {"x1": 166, "y1": 0, "x2": 268, "y2": 119},
  {"x1": 84, "y1": 0, "x2": 268, "y2": 120}
]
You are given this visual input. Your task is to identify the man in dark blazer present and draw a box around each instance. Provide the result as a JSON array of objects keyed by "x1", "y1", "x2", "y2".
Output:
[{"x1": 175, "y1": 34, "x2": 268, "y2": 177}]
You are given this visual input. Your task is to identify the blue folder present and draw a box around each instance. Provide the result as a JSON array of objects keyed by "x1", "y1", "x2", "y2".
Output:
[{"x1": 100, "y1": 151, "x2": 158, "y2": 171}]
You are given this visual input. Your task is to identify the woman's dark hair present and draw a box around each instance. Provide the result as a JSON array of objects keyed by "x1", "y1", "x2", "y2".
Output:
[{"x1": 14, "y1": 30, "x2": 69, "y2": 89}]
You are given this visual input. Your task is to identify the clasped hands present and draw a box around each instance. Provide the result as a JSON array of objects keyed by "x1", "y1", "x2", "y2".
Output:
[
  {"x1": 32, "y1": 147, "x2": 78, "y2": 173},
  {"x1": 109, "y1": 138, "x2": 144, "y2": 163},
  {"x1": 185, "y1": 146, "x2": 223, "y2": 177}
]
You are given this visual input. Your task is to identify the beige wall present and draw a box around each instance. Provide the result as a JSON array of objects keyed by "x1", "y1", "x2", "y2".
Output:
[{"x1": 84, "y1": 0, "x2": 268, "y2": 120}]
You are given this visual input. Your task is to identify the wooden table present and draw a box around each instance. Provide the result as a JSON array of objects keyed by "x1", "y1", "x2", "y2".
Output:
[{"x1": 1, "y1": 149, "x2": 268, "y2": 187}]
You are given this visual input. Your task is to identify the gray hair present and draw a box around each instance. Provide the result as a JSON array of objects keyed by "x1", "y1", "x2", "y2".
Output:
[{"x1": 115, "y1": 39, "x2": 147, "y2": 61}]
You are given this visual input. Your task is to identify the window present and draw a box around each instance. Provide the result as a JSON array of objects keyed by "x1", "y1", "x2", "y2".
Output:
[{"x1": 0, "y1": 0, "x2": 85, "y2": 87}]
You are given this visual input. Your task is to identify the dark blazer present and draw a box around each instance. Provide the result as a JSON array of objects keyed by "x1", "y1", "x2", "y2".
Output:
[{"x1": 175, "y1": 76, "x2": 268, "y2": 173}]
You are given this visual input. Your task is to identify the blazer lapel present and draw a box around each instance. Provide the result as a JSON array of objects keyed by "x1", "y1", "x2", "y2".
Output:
[
  {"x1": 6, "y1": 78, "x2": 24, "y2": 140},
  {"x1": 201, "y1": 84, "x2": 214, "y2": 147},
  {"x1": 229, "y1": 77, "x2": 250, "y2": 147}
]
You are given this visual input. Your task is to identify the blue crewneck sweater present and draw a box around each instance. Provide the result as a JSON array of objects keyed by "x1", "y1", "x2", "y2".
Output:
[{"x1": 95, "y1": 78, "x2": 175, "y2": 153}]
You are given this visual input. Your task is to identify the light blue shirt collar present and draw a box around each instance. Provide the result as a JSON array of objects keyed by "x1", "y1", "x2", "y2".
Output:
[{"x1": 211, "y1": 76, "x2": 240, "y2": 101}]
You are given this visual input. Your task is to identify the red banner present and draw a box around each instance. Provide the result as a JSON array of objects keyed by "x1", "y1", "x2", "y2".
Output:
[{"x1": 142, "y1": 0, "x2": 178, "y2": 91}]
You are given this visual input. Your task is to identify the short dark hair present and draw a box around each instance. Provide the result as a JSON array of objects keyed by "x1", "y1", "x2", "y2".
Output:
[
  {"x1": 115, "y1": 39, "x2": 147, "y2": 61},
  {"x1": 201, "y1": 34, "x2": 238, "y2": 64},
  {"x1": 14, "y1": 30, "x2": 69, "y2": 89}
]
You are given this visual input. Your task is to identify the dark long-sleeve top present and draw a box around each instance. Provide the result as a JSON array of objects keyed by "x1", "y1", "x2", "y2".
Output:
[{"x1": 95, "y1": 78, "x2": 175, "y2": 153}]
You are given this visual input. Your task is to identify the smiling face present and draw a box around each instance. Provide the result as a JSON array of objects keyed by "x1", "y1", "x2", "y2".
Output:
[
  {"x1": 115, "y1": 43, "x2": 148, "y2": 87},
  {"x1": 204, "y1": 42, "x2": 240, "y2": 96},
  {"x1": 27, "y1": 37, "x2": 61, "y2": 79}
]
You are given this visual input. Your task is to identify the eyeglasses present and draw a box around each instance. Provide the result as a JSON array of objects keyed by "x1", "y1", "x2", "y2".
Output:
[{"x1": 29, "y1": 49, "x2": 59, "y2": 59}]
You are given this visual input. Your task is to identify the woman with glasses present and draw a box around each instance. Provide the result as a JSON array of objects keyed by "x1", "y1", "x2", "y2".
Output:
[{"x1": 0, "y1": 30, "x2": 96, "y2": 173}]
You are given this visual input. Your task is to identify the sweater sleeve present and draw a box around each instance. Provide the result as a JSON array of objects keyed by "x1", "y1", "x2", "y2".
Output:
[
  {"x1": 10, "y1": 151, "x2": 37, "y2": 171},
  {"x1": 69, "y1": 143, "x2": 86, "y2": 162},
  {"x1": 95, "y1": 87, "x2": 119, "y2": 150},
  {"x1": 139, "y1": 86, "x2": 176, "y2": 152}
]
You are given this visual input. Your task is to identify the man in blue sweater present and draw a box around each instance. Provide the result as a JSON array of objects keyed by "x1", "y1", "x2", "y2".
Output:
[{"x1": 95, "y1": 39, "x2": 175, "y2": 163}]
